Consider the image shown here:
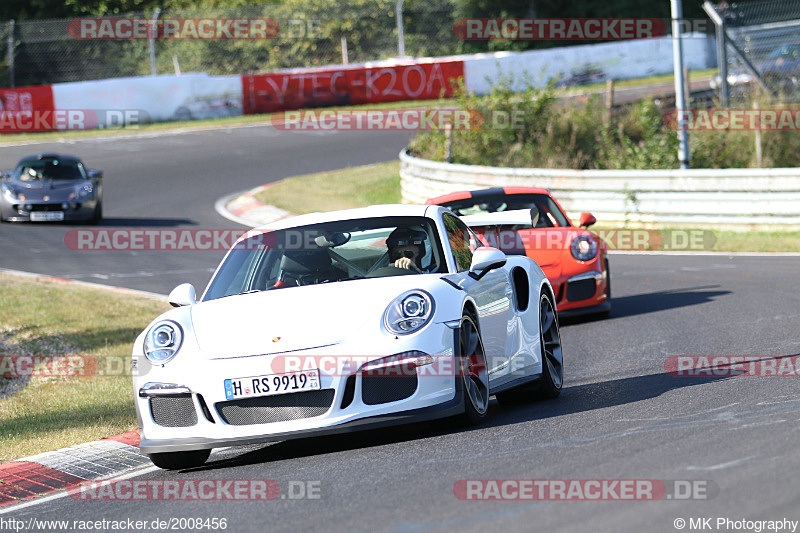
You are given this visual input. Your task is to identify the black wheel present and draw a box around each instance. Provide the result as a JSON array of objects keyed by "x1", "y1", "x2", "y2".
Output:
[
  {"x1": 535, "y1": 292, "x2": 563, "y2": 400},
  {"x1": 596, "y1": 257, "x2": 611, "y2": 318},
  {"x1": 495, "y1": 292, "x2": 563, "y2": 404},
  {"x1": 457, "y1": 314, "x2": 490, "y2": 425},
  {"x1": 148, "y1": 449, "x2": 210, "y2": 470},
  {"x1": 88, "y1": 202, "x2": 102, "y2": 225}
]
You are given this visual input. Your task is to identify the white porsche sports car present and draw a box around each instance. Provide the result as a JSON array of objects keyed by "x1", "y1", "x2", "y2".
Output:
[{"x1": 133, "y1": 204, "x2": 563, "y2": 470}]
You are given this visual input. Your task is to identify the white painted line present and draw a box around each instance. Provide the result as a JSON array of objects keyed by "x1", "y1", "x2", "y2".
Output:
[
  {"x1": 0, "y1": 121, "x2": 276, "y2": 148},
  {"x1": 214, "y1": 189, "x2": 290, "y2": 229},
  {"x1": 0, "y1": 268, "x2": 167, "y2": 300},
  {"x1": 214, "y1": 189, "x2": 262, "y2": 227},
  {"x1": 686, "y1": 455, "x2": 758, "y2": 471}
]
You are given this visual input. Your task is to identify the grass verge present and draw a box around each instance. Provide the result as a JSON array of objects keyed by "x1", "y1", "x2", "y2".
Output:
[
  {"x1": 251, "y1": 161, "x2": 799, "y2": 253},
  {"x1": 253, "y1": 160, "x2": 401, "y2": 214},
  {"x1": 697, "y1": 230, "x2": 800, "y2": 253},
  {"x1": 0, "y1": 273, "x2": 168, "y2": 462},
  {"x1": 0, "y1": 99, "x2": 442, "y2": 146}
]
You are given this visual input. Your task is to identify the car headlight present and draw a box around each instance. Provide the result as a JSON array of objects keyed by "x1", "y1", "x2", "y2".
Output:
[
  {"x1": 1, "y1": 183, "x2": 18, "y2": 201},
  {"x1": 71, "y1": 185, "x2": 92, "y2": 200},
  {"x1": 570, "y1": 234, "x2": 598, "y2": 261},
  {"x1": 384, "y1": 290, "x2": 435, "y2": 335},
  {"x1": 144, "y1": 320, "x2": 183, "y2": 364}
]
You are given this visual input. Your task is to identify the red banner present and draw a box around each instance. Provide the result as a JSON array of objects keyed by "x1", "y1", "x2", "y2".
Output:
[
  {"x1": 0, "y1": 85, "x2": 57, "y2": 133},
  {"x1": 242, "y1": 61, "x2": 464, "y2": 114}
]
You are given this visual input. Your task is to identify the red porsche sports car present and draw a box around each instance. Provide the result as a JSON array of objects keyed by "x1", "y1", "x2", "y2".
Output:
[{"x1": 426, "y1": 187, "x2": 610, "y2": 317}]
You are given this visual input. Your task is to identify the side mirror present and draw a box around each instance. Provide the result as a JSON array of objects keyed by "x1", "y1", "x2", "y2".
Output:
[
  {"x1": 530, "y1": 208, "x2": 539, "y2": 228},
  {"x1": 87, "y1": 169, "x2": 103, "y2": 179},
  {"x1": 469, "y1": 247, "x2": 507, "y2": 280},
  {"x1": 168, "y1": 283, "x2": 196, "y2": 307},
  {"x1": 579, "y1": 212, "x2": 597, "y2": 228}
]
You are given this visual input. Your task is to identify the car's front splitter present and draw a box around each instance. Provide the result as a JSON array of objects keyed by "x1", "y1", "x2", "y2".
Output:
[{"x1": 139, "y1": 393, "x2": 464, "y2": 454}]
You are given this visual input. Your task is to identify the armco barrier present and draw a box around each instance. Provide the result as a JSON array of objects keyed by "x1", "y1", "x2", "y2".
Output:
[{"x1": 399, "y1": 150, "x2": 800, "y2": 230}]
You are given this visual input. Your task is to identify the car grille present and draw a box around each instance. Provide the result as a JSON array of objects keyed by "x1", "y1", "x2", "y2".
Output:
[
  {"x1": 566, "y1": 278, "x2": 597, "y2": 302},
  {"x1": 17, "y1": 204, "x2": 66, "y2": 212},
  {"x1": 215, "y1": 389, "x2": 335, "y2": 426},
  {"x1": 362, "y1": 374, "x2": 418, "y2": 405},
  {"x1": 150, "y1": 396, "x2": 198, "y2": 427}
]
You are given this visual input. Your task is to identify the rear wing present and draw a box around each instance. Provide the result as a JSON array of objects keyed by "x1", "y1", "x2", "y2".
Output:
[{"x1": 459, "y1": 208, "x2": 539, "y2": 229}]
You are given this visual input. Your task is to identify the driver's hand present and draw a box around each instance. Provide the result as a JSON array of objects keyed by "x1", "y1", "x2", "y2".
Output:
[{"x1": 395, "y1": 257, "x2": 421, "y2": 272}]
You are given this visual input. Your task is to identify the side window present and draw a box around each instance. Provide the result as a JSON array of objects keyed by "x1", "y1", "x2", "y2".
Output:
[{"x1": 443, "y1": 213, "x2": 474, "y2": 272}]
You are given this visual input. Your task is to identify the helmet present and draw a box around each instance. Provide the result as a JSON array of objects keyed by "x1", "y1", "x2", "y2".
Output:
[
  {"x1": 386, "y1": 227, "x2": 427, "y2": 266},
  {"x1": 386, "y1": 227, "x2": 427, "y2": 251}
]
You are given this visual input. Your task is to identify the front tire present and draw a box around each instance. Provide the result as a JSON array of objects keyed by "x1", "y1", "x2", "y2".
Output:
[
  {"x1": 596, "y1": 257, "x2": 611, "y2": 318},
  {"x1": 458, "y1": 314, "x2": 490, "y2": 425},
  {"x1": 148, "y1": 449, "x2": 210, "y2": 470},
  {"x1": 88, "y1": 202, "x2": 102, "y2": 225}
]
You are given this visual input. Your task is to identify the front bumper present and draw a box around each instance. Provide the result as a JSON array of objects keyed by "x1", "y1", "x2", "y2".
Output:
[
  {"x1": 134, "y1": 326, "x2": 461, "y2": 454},
  {"x1": 139, "y1": 395, "x2": 463, "y2": 453},
  {"x1": 0, "y1": 199, "x2": 97, "y2": 222},
  {"x1": 548, "y1": 268, "x2": 609, "y2": 313}
]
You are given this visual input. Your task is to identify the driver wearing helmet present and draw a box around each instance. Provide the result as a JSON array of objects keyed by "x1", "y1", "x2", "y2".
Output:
[{"x1": 386, "y1": 227, "x2": 427, "y2": 273}]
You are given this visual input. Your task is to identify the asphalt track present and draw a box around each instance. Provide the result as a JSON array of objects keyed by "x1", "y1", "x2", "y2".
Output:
[
  {"x1": 2, "y1": 126, "x2": 800, "y2": 532},
  {"x1": 0, "y1": 126, "x2": 416, "y2": 294}
]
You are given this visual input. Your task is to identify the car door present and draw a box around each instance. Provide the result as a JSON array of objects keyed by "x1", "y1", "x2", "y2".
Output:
[{"x1": 441, "y1": 213, "x2": 512, "y2": 382}]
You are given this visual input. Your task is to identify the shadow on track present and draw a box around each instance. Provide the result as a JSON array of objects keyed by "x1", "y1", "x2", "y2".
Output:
[
  {"x1": 560, "y1": 284, "x2": 730, "y2": 326},
  {"x1": 184, "y1": 368, "x2": 736, "y2": 473},
  {"x1": 91, "y1": 217, "x2": 198, "y2": 227}
]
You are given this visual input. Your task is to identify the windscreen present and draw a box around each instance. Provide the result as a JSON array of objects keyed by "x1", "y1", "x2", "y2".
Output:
[
  {"x1": 203, "y1": 216, "x2": 446, "y2": 301},
  {"x1": 439, "y1": 193, "x2": 570, "y2": 228},
  {"x1": 13, "y1": 159, "x2": 86, "y2": 182}
]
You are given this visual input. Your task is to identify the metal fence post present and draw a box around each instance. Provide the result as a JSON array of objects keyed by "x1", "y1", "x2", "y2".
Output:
[
  {"x1": 703, "y1": 1, "x2": 729, "y2": 106},
  {"x1": 149, "y1": 8, "x2": 161, "y2": 76},
  {"x1": 396, "y1": 0, "x2": 405, "y2": 57},
  {"x1": 7, "y1": 20, "x2": 14, "y2": 88},
  {"x1": 671, "y1": 0, "x2": 691, "y2": 169}
]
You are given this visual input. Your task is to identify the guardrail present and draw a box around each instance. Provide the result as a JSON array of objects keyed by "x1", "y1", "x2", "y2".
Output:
[{"x1": 399, "y1": 150, "x2": 800, "y2": 230}]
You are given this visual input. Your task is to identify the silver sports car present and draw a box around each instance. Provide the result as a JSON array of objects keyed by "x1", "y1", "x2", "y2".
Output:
[{"x1": 0, "y1": 153, "x2": 103, "y2": 223}]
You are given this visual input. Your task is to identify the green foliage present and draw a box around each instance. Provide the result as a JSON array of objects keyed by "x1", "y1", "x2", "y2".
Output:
[
  {"x1": 409, "y1": 74, "x2": 800, "y2": 170},
  {"x1": 595, "y1": 99, "x2": 678, "y2": 169}
]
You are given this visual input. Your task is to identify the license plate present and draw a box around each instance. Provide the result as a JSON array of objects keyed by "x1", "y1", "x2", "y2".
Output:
[
  {"x1": 224, "y1": 369, "x2": 320, "y2": 400},
  {"x1": 30, "y1": 211, "x2": 64, "y2": 221}
]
